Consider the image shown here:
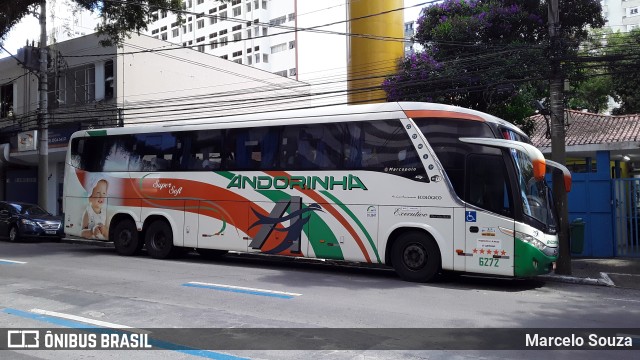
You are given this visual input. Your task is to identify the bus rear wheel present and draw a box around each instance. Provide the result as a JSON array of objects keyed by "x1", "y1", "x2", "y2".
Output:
[
  {"x1": 145, "y1": 220, "x2": 175, "y2": 259},
  {"x1": 391, "y1": 231, "x2": 441, "y2": 282},
  {"x1": 111, "y1": 219, "x2": 140, "y2": 256}
]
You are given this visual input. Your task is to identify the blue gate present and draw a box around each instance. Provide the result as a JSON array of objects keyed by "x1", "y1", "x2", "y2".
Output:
[{"x1": 613, "y1": 178, "x2": 640, "y2": 257}]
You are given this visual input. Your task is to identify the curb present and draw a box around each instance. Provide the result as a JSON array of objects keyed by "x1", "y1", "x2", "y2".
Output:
[
  {"x1": 60, "y1": 238, "x2": 114, "y2": 248},
  {"x1": 538, "y1": 272, "x2": 616, "y2": 287}
]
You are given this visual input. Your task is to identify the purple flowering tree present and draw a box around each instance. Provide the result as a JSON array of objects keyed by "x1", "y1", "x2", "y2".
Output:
[{"x1": 382, "y1": 0, "x2": 604, "y2": 132}]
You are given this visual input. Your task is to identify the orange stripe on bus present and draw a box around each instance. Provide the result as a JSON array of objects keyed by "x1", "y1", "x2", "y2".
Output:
[
  {"x1": 265, "y1": 171, "x2": 372, "y2": 263},
  {"x1": 403, "y1": 110, "x2": 485, "y2": 122}
]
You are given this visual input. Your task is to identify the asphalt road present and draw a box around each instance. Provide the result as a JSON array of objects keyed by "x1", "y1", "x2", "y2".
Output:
[{"x1": 1, "y1": 240, "x2": 639, "y2": 359}]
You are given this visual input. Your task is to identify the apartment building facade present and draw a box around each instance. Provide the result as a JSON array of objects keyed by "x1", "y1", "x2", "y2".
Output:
[
  {"x1": 602, "y1": 0, "x2": 640, "y2": 32},
  {"x1": 147, "y1": 0, "x2": 298, "y2": 79}
]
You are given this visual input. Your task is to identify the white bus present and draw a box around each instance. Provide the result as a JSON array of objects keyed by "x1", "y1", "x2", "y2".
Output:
[{"x1": 63, "y1": 102, "x2": 571, "y2": 282}]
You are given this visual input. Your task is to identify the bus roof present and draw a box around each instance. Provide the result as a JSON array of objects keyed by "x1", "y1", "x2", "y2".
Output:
[{"x1": 70, "y1": 102, "x2": 526, "y2": 138}]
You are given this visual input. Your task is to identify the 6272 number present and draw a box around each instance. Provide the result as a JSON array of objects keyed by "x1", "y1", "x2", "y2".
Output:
[{"x1": 479, "y1": 257, "x2": 499, "y2": 267}]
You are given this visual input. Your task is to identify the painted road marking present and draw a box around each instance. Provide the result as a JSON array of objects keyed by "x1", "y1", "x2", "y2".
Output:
[
  {"x1": 183, "y1": 282, "x2": 302, "y2": 299},
  {"x1": 0, "y1": 259, "x2": 27, "y2": 265},
  {"x1": 30, "y1": 308, "x2": 138, "y2": 330},
  {"x1": 3, "y1": 308, "x2": 249, "y2": 360}
]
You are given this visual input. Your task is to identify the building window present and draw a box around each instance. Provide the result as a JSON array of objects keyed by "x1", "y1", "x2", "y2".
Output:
[
  {"x1": 233, "y1": 59, "x2": 242, "y2": 64},
  {"x1": 233, "y1": 32, "x2": 242, "y2": 41},
  {"x1": 270, "y1": 16, "x2": 286, "y2": 26},
  {"x1": 209, "y1": 8, "x2": 216, "y2": 14},
  {"x1": 69, "y1": 64, "x2": 96, "y2": 104},
  {"x1": 220, "y1": 29, "x2": 228, "y2": 35},
  {"x1": 209, "y1": 32, "x2": 217, "y2": 39},
  {"x1": 231, "y1": 0, "x2": 241, "y2": 5},
  {"x1": 210, "y1": 41, "x2": 218, "y2": 49},
  {"x1": 220, "y1": 37, "x2": 228, "y2": 46},
  {"x1": 262, "y1": 27, "x2": 268, "y2": 36},
  {"x1": 160, "y1": 26, "x2": 167, "y2": 32},
  {"x1": 275, "y1": 70, "x2": 287, "y2": 77},
  {"x1": 262, "y1": 0, "x2": 267, "y2": 9},
  {"x1": 161, "y1": 10, "x2": 168, "y2": 19},
  {"x1": 246, "y1": 29, "x2": 252, "y2": 38},
  {"x1": 233, "y1": 7, "x2": 241, "y2": 17},
  {"x1": 247, "y1": 48, "x2": 252, "y2": 54},
  {"x1": 630, "y1": 7, "x2": 639, "y2": 16},
  {"x1": 246, "y1": 3, "x2": 251, "y2": 12},
  {"x1": 198, "y1": 45, "x2": 205, "y2": 52},
  {"x1": 220, "y1": 11, "x2": 227, "y2": 19},
  {"x1": 151, "y1": 29, "x2": 159, "y2": 35},
  {"x1": 288, "y1": 13, "x2": 295, "y2": 22},
  {"x1": 271, "y1": 43, "x2": 287, "y2": 54},
  {"x1": 232, "y1": 25, "x2": 242, "y2": 31},
  {"x1": 1, "y1": 83, "x2": 14, "y2": 118},
  {"x1": 197, "y1": 19, "x2": 205, "y2": 29},
  {"x1": 263, "y1": 54, "x2": 268, "y2": 63},
  {"x1": 196, "y1": 36, "x2": 205, "y2": 43},
  {"x1": 289, "y1": 68, "x2": 297, "y2": 77},
  {"x1": 289, "y1": 40, "x2": 296, "y2": 49},
  {"x1": 247, "y1": 56, "x2": 253, "y2": 65},
  {"x1": 210, "y1": 16, "x2": 217, "y2": 25},
  {"x1": 172, "y1": 29, "x2": 179, "y2": 37},
  {"x1": 221, "y1": 55, "x2": 228, "y2": 60},
  {"x1": 197, "y1": 0, "x2": 204, "y2": 4},
  {"x1": 161, "y1": 33, "x2": 168, "y2": 40},
  {"x1": 255, "y1": 53, "x2": 260, "y2": 63},
  {"x1": 233, "y1": 50, "x2": 242, "y2": 57}
]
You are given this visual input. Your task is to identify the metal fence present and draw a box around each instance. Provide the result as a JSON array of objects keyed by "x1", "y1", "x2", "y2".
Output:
[{"x1": 613, "y1": 178, "x2": 640, "y2": 257}]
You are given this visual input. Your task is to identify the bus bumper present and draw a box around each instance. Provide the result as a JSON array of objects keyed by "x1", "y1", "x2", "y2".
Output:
[{"x1": 514, "y1": 239, "x2": 557, "y2": 277}]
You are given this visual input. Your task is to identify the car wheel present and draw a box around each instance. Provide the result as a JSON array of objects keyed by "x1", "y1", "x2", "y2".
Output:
[
  {"x1": 8, "y1": 225, "x2": 19, "y2": 242},
  {"x1": 391, "y1": 231, "x2": 441, "y2": 283},
  {"x1": 145, "y1": 220, "x2": 175, "y2": 259},
  {"x1": 110, "y1": 219, "x2": 140, "y2": 256},
  {"x1": 197, "y1": 248, "x2": 228, "y2": 260}
]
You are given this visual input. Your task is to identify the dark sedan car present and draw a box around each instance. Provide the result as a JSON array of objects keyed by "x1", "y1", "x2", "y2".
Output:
[{"x1": 0, "y1": 201, "x2": 64, "y2": 242}]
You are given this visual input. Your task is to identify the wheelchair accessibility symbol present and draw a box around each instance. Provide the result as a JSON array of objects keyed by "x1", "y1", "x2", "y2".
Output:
[{"x1": 465, "y1": 211, "x2": 476, "y2": 222}]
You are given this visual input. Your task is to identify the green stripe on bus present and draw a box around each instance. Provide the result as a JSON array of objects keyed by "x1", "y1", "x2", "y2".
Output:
[
  {"x1": 87, "y1": 130, "x2": 107, "y2": 137},
  {"x1": 320, "y1": 190, "x2": 380, "y2": 263}
]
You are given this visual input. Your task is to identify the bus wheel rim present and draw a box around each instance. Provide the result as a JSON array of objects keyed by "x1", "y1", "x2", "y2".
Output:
[{"x1": 403, "y1": 243, "x2": 427, "y2": 270}]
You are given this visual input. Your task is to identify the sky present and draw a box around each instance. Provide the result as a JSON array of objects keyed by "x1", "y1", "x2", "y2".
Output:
[{"x1": 1, "y1": 1, "x2": 428, "y2": 59}]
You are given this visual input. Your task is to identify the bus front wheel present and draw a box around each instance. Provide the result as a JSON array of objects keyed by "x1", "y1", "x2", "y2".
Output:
[
  {"x1": 391, "y1": 231, "x2": 441, "y2": 282},
  {"x1": 111, "y1": 219, "x2": 141, "y2": 256},
  {"x1": 145, "y1": 220, "x2": 175, "y2": 259}
]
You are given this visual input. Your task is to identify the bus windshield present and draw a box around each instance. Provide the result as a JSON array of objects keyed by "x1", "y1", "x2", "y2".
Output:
[{"x1": 511, "y1": 149, "x2": 556, "y2": 233}]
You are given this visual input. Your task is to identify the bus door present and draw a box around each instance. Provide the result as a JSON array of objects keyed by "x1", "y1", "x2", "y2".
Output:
[{"x1": 463, "y1": 153, "x2": 515, "y2": 276}]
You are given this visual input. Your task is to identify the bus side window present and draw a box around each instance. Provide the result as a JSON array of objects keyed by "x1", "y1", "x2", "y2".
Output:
[{"x1": 465, "y1": 153, "x2": 513, "y2": 217}]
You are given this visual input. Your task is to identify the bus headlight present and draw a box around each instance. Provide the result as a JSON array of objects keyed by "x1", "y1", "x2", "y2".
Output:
[{"x1": 516, "y1": 231, "x2": 557, "y2": 257}]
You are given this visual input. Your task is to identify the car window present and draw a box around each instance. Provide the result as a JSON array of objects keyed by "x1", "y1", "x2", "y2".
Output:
[{"x1": 23, "y1": 205, "x2": 48, "y2": 216}]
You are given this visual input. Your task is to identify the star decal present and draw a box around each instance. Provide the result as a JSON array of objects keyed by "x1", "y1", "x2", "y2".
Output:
[
  {"x1": 473, "y1": 248, "x2": 478, "y2": 254},
  {"x1": 501, "y1": 250, "x2": 507, "y2": 256}
]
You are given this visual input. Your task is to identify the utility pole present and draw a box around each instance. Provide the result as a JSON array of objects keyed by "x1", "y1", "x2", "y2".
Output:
[
  {"x1": 38, "y1": 0, "x2": 49, "y2": 211},
  {"x1": 548, "y1": 0, "x2": 571, "y2": 275}
]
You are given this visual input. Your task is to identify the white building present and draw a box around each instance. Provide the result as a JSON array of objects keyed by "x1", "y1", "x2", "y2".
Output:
[
  {"x1": 601, "y1": 0, "x2": 640, "y2": 32},
  {"x1": 0, "y1": 33, "x2": 306, "y2": 214},
  {"x1": 147, "y1": 0, "x2": 298, "y2": 79}
]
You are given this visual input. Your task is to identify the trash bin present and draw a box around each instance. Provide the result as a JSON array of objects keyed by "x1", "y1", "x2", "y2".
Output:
[{"x1": 570, "y1": 218, "x2": 585, "y2": 254}]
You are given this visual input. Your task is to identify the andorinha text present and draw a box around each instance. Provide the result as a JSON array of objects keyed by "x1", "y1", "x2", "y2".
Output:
[
  {"x1": 227, "y1": 175, "x2": 368, "y2": 191},
  {"x1": 525, "y1": 333, "x2": 633, "y2": 347}
]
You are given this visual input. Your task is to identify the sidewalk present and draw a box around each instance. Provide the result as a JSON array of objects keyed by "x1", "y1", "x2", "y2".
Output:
[{"x1": 540, "y1": 258, "x2": 640, "y2": 289}]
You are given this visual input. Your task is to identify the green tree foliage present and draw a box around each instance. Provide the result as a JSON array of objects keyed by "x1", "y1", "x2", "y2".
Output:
[
  {"x1": 383, "y1": 0, "x2": 604, "y2": 130},
  {"x1": 0, "y1": 0, "x2": 184, "y2": 47},
  {"x1": 608, "y1": 29, "x2": 640, "y2": 114}
]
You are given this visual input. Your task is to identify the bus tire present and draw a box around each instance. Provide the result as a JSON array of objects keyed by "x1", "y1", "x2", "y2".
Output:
[
  {"x1": 197, "y1": 248, "x2": 228, "y2": 260},
  {"x1": 111, "y1": 219, "x2": 140, "y2": 256},
  {"x1": 391, "y1": 231, "x2": 441, "y2": 282},
  {"x1": 145, "y1": 220, "x2": 175, "y2": 259}
]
